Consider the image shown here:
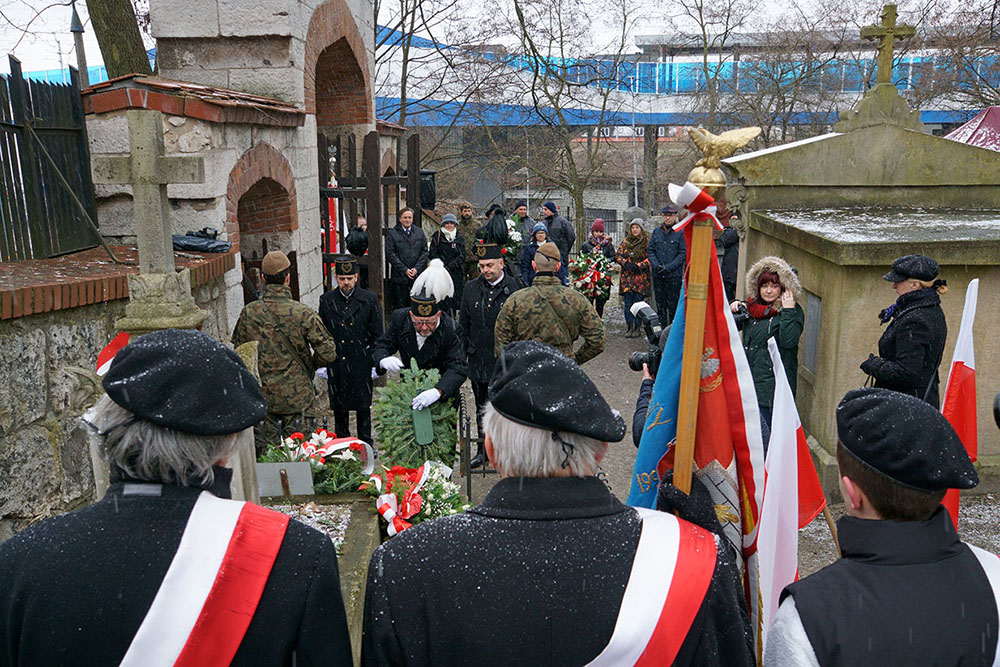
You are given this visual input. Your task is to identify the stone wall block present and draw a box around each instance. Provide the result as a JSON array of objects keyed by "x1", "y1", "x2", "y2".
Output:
[
  {"x1": 96, "y1": 193, "x2": 136, "y2": 238},
  {"x1": 169, "y1": 200, "x2": 226, "y2": 237},
  {"x1": 0, "y1": 424, "x2": 60, "y2": 528},
  {"x1": 45, "y1": 319, "x2": 105, "y2": 415},
  {"x1": 150, "y1": 0, "x2": 220, "y2": 38},
  {"x1": 0, "y1": 324, "x2": 47, "y2": 436},
  {"x1": 167, "y1": 148, "x2": 238, "y2": 200},
  {"x1": 87, "y1": 113, "x2": 131, "y2": 155},
  {"x1": 228, "y1": 67, "x2": 304, "y2": 106},
  {"x1": 57, "y1": 417, "x2": 97, "y2": 506},
  {"x1": 219, "y1": 0, "x2": 294, "y2": 37}
]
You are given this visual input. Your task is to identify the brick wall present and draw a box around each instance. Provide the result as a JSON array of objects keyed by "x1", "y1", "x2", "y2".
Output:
[
  {"x1": 316, "y1": 38, "x2": 369, "y2": 127},
  {"x1": 237, "y1": 178, "x2": 294, "y2": 235}
]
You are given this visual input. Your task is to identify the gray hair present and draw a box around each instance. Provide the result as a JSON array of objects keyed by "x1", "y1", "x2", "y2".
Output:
[
  {"x1": 86, "y1": 394, "x2": 238, "y2": 487},
  {"x1": 482, "y1": 404, "x2": 606, "y2": 477}
]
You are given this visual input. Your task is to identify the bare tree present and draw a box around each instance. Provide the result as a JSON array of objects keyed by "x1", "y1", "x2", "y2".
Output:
[{"x1": 86, "y1": 0, "x2": 150, "y2": 77}]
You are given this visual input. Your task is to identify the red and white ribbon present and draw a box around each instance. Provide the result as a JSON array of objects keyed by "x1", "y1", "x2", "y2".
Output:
[
  {"x1": 668, "y1": 181, "x2": 724, "y2": 232},
  {"x1": 376, "y1": 493, "x2": 412, "y2": 536}
]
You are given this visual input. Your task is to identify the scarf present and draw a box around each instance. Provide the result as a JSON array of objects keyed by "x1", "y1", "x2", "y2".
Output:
[
  {"x1": 624, "y1": 229, "x2": 649, "y2": 258},
  {"x1": 441, "y1": 227, "x2": 457, "y2": 242},
  {"x1": 587, "y1": 233, "x2": 612, "y2": 250},
  {"x1": 747, "y1": 297, "x2": 779, "y2": 319}
]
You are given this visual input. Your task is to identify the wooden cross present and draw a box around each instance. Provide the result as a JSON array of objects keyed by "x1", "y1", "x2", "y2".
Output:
[
  {"x1": 93, "y1": 109, "x2": 204, "y2": 274},
  {"x1": 860, "y1": 4, "x2": 916, "y2": 85}
]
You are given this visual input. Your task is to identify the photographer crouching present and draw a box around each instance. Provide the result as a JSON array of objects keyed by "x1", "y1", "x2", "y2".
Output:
[{"x1": 627, "y1": 301, "x2": 665, "y2": 447}]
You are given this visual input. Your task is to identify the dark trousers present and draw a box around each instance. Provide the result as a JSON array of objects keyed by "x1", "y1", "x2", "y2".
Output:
[
  {"x1": 471, "y1": 380, "x2": 489, "y2": 441},
  {"x1": 623, "y1": 291, "x2": 644, "y2": 328},
  {"x1": 653, "y1": 276, "x2": 682, "y2": 327},
  {"x1": 333, "y1": 408, "x2": 373, "y2": 445},
  {"x1": 390, "y1": 279, "x2": 414, "y2": 311}
]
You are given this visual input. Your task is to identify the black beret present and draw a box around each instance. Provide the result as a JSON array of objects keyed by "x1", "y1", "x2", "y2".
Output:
[
  {"x1": 883, "y1": 254, "x2": 939, "y2": 282},
  {"x1": 661, "y1": 204, "x2": 679, "y2": 215},
  {"x1": 836, "y1": 388, "x2": 977, "y2": 492},
  {"x1": 103, "y1": 329, "x2": 267, "y2": 435},
  {"x1": 489, "y1": 341, "x2": 625, "y2": 442}
]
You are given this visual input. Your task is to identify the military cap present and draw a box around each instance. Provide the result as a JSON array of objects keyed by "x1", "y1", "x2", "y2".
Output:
[
  {"x1": 103, "y1": 329, "x2": 267, "y2": 435},
  {"x1": 334, "y1": 255, "x2": 358, "y2": 276},
  {"x1": 534, "y1": 241, "x2": 561, "y2": 271},
  {"x1": 261, "y1": 250, "x2": 291, "y2": 276},
  {"x1": 661, "y1": 204, "x2": 679, "y2": 215},
  {"x1": 489, "y1": 341, "x2": 625, "y2": 442},
  {"x1": 475, "y1": 242, "x2": 502, "y2": 260},
  {"x1": 441, "y1": 213, "x2": 458, "y2": 226},
  {"x1": 836, "y1": 388, "x2": 978, "y2": 492},
  {"x1": 410, "y1": 292, "x2": 439, "y2": 317},
  {"x1": 883, "y1": 254, "x2": 939, "y2": 282}
]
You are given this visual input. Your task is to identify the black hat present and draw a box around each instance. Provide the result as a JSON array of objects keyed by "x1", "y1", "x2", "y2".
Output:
[
  {"x1": 103, "y1": 329, "x2": 267, "y2": 435},
  {"x1": 410, "y1": 291, "x2": 440, "y2": 317},
  {"x1": 661, "y1": 204, "x2": 679, "y2": 215},
  {"x1": 489, "y1": 341, "x2": 626, "y2": 442},
  {"x1": 883, "y1": 254, "x2": 939, "y2": 282},
  {"x1": 515, "y1": 200, "x2": 527, "y2": 209},
  {"x1": 334, "y1": 255, "x2": 358, "y2": 276},
  {"x1": 836, "y1": 388, "x2": 978, "y2": 492},
  {"x1": 474, "y1": 242, "x2": 502, "y2": 260}
]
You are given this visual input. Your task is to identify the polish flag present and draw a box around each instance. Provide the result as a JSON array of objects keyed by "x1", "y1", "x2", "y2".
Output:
[
  {"x1": 941, "y1": 279, "x2": 979, "y2": 527},
  {"x1": 96, "y1": 332, "x2": 130, "y2": 376},
  {"x1": 758, "y1": 338, "x2": 826, "y2": 640}
]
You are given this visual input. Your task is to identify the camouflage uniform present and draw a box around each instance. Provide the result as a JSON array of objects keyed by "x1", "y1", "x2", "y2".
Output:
[
  {"x1": 494, "y1": 274, "x2": 605, "y2": 364},
  {"x1": 458, "y1": 214, "x2": 481, "y2": 282},
  {"x1": 232, "y1": 284, "x2": 338, "y2": 448}
]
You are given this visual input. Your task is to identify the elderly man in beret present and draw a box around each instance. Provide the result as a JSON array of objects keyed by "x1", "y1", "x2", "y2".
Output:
[
  {"x1": 362, "y1": 341, "x2": 753, "y2": 666},
  {"x1": 0, "y1": 329, "x2": 352, "y2": 666},
  {"x1": 765, "y1": 388, "x2": 993, "y2": 666}
]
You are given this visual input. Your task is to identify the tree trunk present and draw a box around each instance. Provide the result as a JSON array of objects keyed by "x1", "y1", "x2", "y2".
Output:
[
  {"x1": 86, "y1": 0, "x2": 152, "y2": 79},
  {"x1": 643, "y1": 125, "x2": 659, "y2": 214}
]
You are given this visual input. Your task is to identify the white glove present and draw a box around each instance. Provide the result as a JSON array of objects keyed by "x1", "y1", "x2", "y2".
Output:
[
  {"x1": 412, "y1": 388, "x2": 441, "y2": 410},
  {"x1": 315, "y1": 367, "x2": 328, "y2": 380},
  {"x1": 379, "y1": 356, "x2": 404, "y2": 372},
  {"x1": 371, "y1": 367, "x2": 378, "y2": 380}
]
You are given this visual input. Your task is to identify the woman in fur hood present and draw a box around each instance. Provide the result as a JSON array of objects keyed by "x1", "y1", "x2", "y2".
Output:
[{"x1": 730, "y1": 255, "x2": 805, "y2": 429}]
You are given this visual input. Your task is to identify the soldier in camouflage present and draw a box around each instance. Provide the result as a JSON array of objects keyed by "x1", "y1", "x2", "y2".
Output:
[
  {"x1": 232, "y1": 250, "x2": 338, "y2": 450},
  {"x1": 458, "y1": 201, "x2": 481, "y2": 282},
  {"x1": 494, "y1": 242, "x2": 605, "y2": 365}
]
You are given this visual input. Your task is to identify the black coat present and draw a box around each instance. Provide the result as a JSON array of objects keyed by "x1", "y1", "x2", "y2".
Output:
[
  {"x1": 428, "y1": 230, "x2": 466, "y2": 309},
  {"x1": 319, "y1": 287, "x2": 384, "y2": 411},
  {"x1": 0, "y1": 469, "x2": 352, "y2": 667},
  {"x1": 780, "y1": 508, "x2": 997, "y2": 666},
  {"x1": 362, "y1": 476, "x2": 753, "y2": 666},
  {"x1": 459, "y1": 271, "x2": 523, "y2": 382},
  {"x1": 373, "y1": 308, "x2": 468, "y2": 399},
  {"x1": 864, "y1": 288, "x2": 947, "y2": 407},
  {"x1": 648, "y1": 225, "x2": 686, "y2": 280},
  {"x1": 385, "y1": 225, "x2": 429, "y2": 283},
  {"x1": 543, "y1": 213, "x2": 576, "y2": 260}
]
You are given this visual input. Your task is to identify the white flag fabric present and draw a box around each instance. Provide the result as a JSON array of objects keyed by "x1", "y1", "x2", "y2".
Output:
[{"x1": 758, "y1": 338, "x2": 802, "y2": 642}]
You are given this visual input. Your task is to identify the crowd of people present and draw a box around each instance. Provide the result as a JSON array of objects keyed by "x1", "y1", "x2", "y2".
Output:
[{"x1": 0, "y1": 185, "x2": 986, "y2": 666}]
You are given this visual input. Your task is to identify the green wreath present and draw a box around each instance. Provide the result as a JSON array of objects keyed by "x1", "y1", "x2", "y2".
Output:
[{"x1": 372, "y1": 360, "x2": 458, "y2": 467}]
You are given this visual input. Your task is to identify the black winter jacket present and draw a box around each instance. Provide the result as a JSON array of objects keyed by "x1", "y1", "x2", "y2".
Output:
[
  {"x1": 429, "y1": 231, "x2": 466, "y2": 308},
  {"x1": 385, "y1": 224, "x2": 429, "y2": 283},
  {"x1": 863, "y1": 288, "x2": 947, "y2": 408},
  {"x1": 319, "y1": 286, "x2": 384, "y2": 411},
  {"x1": 373, "y1": 308, "x2": 468, "y2": 399},
  {"x1": 459, "y1": 271, "x2": 523, "y2": 382},
  {"x1": 543, "y1": 213, "x2": 576, "y2": 261}
]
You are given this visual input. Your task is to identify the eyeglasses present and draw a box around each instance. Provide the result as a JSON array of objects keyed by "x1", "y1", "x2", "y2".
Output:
[{"x1": 411, "y1": 317, "x2": 438, "y2": 330}]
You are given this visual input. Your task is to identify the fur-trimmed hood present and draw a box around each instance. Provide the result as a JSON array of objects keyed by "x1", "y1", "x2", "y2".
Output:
[{"x1": 744, "y1": 255, "x2": 802, "y2": 307}]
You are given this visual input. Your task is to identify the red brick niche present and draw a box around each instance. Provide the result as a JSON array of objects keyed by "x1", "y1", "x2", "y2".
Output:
[
  {"x1": 304, "y1": 0, "x2": 372, "y2": 123},
  {"x1": 226, "y1": 143, "x2": 298, "y2": 254}
]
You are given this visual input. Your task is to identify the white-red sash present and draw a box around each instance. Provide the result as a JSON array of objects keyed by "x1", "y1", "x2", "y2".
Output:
[
  {"x1": 120, "y1": 492, "x2": 289, "y2": 667},
  {"x1": 586, "y1": 507, "x2": 718, "y2": 667},
  {"x1": 969, "y1": 545, "x2": 1000, "y2": 667}
]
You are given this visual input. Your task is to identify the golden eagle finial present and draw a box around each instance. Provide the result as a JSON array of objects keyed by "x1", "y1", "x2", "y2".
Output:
[{"x1": 688, "y1": 126, "x2": 762, "y2": 169}]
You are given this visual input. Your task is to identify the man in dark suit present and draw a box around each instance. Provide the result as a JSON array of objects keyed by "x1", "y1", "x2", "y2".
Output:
[
  {"x1": 373, "y1": 267, "x2": 468, "y2": 410},
  {"x1": 0, "y1": 329, "x2": 352, "y2": 666},
  {"x1": 384, "y1": 207, "x2": 428, "y2": 310},
  {"x1": 458, "y1": 242, "x2": 523, "y2": 467},
  {"x1": 362, "y1": 341, "x2": 752, "y2": 666},
  {"x1": 319, "y1": 256, "x2": 384, "y2": 445}
]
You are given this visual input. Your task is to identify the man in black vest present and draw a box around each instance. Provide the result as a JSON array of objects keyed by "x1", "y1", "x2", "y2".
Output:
[
  {"x1": 374, "y1": 262, "x2": 468, "y2": 409},
  {"x1": 362, "y1": 341, "x2": 753, "y2": 666},
  {"x1": 319, "y1": 256, "x2": 383, "y2": 445},
  {"x1": 0, "y1": 330, "x2": 352, "y2": 666},
  {"x1": 459, "y1": 243, "x2": 523, "y2": 467},
  {"x1": 384, "y1": 207, "x2": 429, "y2": 311},
  {"x1": 765, "y1": 388, "x2": 992, "y2": 666}
]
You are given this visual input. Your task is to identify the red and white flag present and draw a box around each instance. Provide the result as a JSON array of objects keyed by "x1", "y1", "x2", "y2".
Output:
[
  {"x1": 96, "y1": 331, "x2": 130, "y2": 376},
  {"x1": 941, "y1": 279, "x2": 979, "y2": 527},
  {"x1": 758, "y1": 338, "x2": 827, "y2": 640}
]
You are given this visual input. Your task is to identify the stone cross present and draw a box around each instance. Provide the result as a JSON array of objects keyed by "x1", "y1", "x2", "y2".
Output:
[
  {"x1": 861, "y1": 4, "x2": 916, "y2": 86},
  {"x1": 92, "y1": 108, "x2": 209, "y2": 334},
  {"x1": 94, "y1": 109, "x2": 204, "y2": 274}
]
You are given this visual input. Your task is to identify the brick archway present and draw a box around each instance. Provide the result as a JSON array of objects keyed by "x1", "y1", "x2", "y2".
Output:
[
  {"x1": 304, "y1": 0, "x2": 372, "y2": 125},
  {"x1": 226, "y1": 143, "x2": 298, "y2": 255}
]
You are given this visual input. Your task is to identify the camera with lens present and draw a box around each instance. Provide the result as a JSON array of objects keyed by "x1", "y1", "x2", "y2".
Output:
[
  {"x1": 627, "y1": 301, "x2": 664, "y2": 377},
  {"x1": 732, "y1": 302, "x2": 751, "y2": 329}
]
